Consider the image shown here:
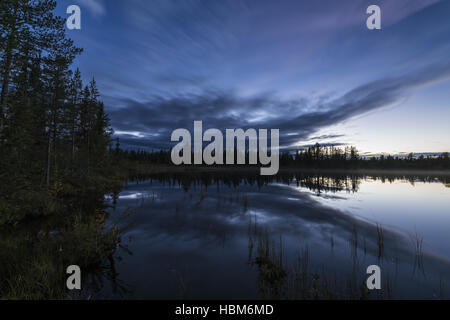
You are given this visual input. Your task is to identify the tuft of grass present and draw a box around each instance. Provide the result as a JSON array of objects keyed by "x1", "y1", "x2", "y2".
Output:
[
  {"x1": 243, "y1": 194, "x2": 248, "y2": 213},
  {"x1": 349, "y1": 224, "x2": 358, "y2": 257},
  {"x1": 411, "y1": 230, "x2": 425, "y2": 277},
  {"x1": 254, "y1": 228, "x2": 287, "y2": 299}
]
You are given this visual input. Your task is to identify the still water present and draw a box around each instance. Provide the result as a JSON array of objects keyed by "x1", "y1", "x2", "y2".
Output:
[{"x1": 97, "y1": 172, "x2": 450, "y2": 299}]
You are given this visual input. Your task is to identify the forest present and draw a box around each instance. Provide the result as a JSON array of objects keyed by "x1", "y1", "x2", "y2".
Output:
[
  {"x1": 0, "y1": 0, "x2": 122, "y2": 226},
  {"x1": 0, "y1": 1, "x2": 123, "y2": 298},
  {"x1": 117, "y1": 143, "x2": 450, "y2": 171}
]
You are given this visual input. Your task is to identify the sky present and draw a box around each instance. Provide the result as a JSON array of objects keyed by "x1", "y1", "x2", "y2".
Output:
[{"x1": 57, "y1": 0, "x2": 450, "y2": 155}]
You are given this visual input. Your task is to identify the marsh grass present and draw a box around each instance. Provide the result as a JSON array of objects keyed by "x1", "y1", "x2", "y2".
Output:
[
  {"x1": 439, "y1": 276, "x2": 446, "y2": 300},
  {"x1": 385, "y1": 271, "x2": 393, "y2": 299},
  {"x1": 249, "y1": 212, "x2": 446, "y2": 299},
  {"x1": 330, "y1": 233, "x2": 334, "y2": 251},
  {"x1": 349, "y1": 224, "x2": 358, "y2": 258},
  {"x1": 173, "y1": 269, "x2": 188, "y2": 299},
  {"x1": 248, "y1": 214, "x2": 256, "y2": 262},
  {"x1": 247, "y1": 219, "x2": 414, "y2": 300},
  {"x1": 253, "y1": 226, "x2": 287, "y2": 299},
  {"x1": 0, "y1": 210, "x2": 121, "y2": 299},
  {"x1": 411, "y1": 230, "x2": 425, "y2": 277},
  {"x1": 363, "y1": 237, "x2": 367, "y2": 256}
]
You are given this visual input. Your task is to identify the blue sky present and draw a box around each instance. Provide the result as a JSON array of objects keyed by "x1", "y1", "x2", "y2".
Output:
[{"x1": 57, "y1": 0, "x2": 450, "y2": 155}]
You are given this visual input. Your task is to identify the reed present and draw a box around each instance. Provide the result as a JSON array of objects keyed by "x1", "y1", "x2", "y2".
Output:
[
  {"x1": 243, "y1": 194, "x2": 248, "y2": 212},
  {"x1": 376, "y1": 223, "x2": 384, "y2": 260},
  {"x1": 411, "y1": 230, "x2": 425, "y2": 277}
]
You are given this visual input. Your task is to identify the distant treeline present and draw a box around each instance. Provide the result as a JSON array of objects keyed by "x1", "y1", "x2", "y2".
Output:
[
  {"x1": 282, "y1": 144, "x2": 450, "y2": 170},
  {"x1": 115, "y1": 143, "x2": 450, "y2": 170}
]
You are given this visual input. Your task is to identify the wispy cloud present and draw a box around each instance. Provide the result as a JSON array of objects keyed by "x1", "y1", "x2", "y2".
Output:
[{"x1": 76, "y1": 0, "x2": 105, "y2": 16}]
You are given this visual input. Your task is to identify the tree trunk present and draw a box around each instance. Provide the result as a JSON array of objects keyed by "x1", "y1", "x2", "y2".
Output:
[
  {"x1": 46, "y1": 130, "x2": 51, "y2": 186},
  {"x1": 87, "y1": 129, "x2": 90, "y2": 176},
  {"x1": 71, "y1": 119, "x2": 76, "y2": 173},
  {"x1": 0, "y1": 2, "x2": 18, "y2": 134}
]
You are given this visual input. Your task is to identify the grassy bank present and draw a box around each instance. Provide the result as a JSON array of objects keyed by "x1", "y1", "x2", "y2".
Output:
[
  {"x1": 0, "y1": 170, "x2": 125, "y2": 299},
  {"x1": 0, "y1": 207, "x2": 121, "y2": 299}
]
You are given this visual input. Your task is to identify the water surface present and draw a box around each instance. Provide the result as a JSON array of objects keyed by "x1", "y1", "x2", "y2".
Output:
[{"x1": 99, "y1": 172, "x2": 450, "y2": 299}]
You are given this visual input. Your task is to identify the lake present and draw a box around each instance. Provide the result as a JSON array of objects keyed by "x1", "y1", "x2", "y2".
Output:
[{"x1": 95, "y1": 171, "x2": 450, "y2": 299}]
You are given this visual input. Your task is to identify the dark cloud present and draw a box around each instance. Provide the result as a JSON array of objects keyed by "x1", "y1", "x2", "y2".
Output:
[
  {"x1": 109, "y1": 62, "x2": 450, "y2": 150},
  {"x1": 110, "y1": 64, "x2": 450, "y2": 148},
  {"x1": 294, "y1": 142, "x2": 348, "y2": 150},
  {"x1": 308, "y1": 134, "x2": 346, "y2": 141},
  {"x1": 273, "y1": 62, "x2": 450, "y2": 146}
]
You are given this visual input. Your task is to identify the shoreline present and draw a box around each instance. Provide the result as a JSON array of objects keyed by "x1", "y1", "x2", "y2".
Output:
[{"x1": 126, "y1": 163, "x2": 450, "y2": 177}]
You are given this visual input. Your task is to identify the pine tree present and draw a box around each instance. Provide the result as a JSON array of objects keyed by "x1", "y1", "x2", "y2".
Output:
[
  {"x1": 67, "y1": 68, "x2": 82, "y2": 172},
  {"x1": 0, "y1": 1, "x2": 116, "y2": 223}
]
